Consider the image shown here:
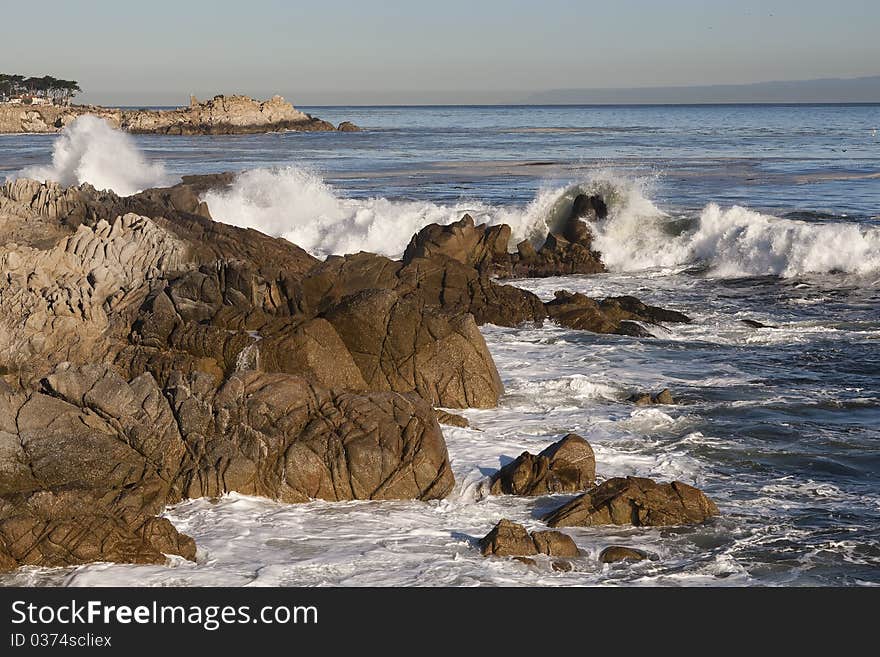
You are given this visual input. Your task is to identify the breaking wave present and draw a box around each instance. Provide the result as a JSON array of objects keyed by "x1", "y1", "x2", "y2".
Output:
[
  {"x1": 18, "y1": 115, "x2": 169, "y2": 196},
  {"x1": 204, "y1": 165, "x2": 880, "y2": 277},
  {"x1": 15, "y1": 119, "x2": 879, "y2": 277}
]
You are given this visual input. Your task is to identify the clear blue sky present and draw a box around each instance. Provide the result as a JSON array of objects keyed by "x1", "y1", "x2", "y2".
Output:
[{"x1": 2, "y1": 0, "x2": 878, "y2": 104}]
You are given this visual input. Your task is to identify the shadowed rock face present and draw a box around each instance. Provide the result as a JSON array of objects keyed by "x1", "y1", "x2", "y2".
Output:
[
  {"x1": 545, "y1": 291, "x2": 691, "y2": 337},
  {"x1": 489, "y1": 434, "x2": 596, "y2": 496},
  {"x1": 543, "y1": 477, "x2": 718, "y2": 528}
]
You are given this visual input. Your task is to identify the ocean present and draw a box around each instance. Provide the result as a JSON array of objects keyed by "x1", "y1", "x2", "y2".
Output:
[{"x1": 1, "y1": 104, "x2": 879, "y2": 586}]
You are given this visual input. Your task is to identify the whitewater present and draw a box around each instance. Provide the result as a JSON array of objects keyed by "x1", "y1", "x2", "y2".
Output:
[{"x1": 2, "y1": 104, "x2": 878, "y2": 586}]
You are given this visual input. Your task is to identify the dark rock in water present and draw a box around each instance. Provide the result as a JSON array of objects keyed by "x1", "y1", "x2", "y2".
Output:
[
  {"x1": 337, "y1": 121, "x2": 361, "y2": 132},
  {"x1": 741, "y1": 319, "x2": 777, "y2": 329},
  {"x1": 435, "y1": 409, "x2": 470, "y2": 428},
  {"x1": 552, "y1": 559, "x2": 574, "y2": 572},
  {"x1": 479, "y1": 519, "x2": 579, "y2": 557},
  {"x1": 489, "y1": 433, "x2": 596, "y2": 496},
  {"x1": 600, "y1": 296, "x2": 691, "y2": 324},
  {"x1": 531, "y1": 530, "x2": 580, "y2": 557},
  {"x1": 545, "y1": 291, "x2": 685, "y2": 337},
  {"x1": 629, "y1": 388, "x2": 675, "y2": 405},
  {"x1": 571, "y1": 193, "x2": 608, "y2": 221},
  {"x1": 543, "y1": 476, "x2": 718, "y2": 528},
  {"x1": 479, "y1": 520, "x2": 539, "y2": 557},
  {"x1": 599, "y1": 546, "x2": 648, "y2": 563},
  {"x1": 617, "y1": 321, "x2": 654, "y2": 338}
]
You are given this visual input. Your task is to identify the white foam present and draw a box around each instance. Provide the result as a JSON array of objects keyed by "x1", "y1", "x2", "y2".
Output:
[
  {"x1": 591, "y1": 198, "x2": 880, "y2": 278},
  {"x1": 17, "y1": 115, "x2": 169, "y2": 196}
]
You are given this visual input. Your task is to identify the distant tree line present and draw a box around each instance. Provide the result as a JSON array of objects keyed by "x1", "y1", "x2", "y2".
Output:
[{"x1": 0, "y1": 74, "x2": 82, "y2": 104}]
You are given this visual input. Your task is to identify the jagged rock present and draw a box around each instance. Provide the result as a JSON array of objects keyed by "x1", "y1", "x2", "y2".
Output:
[
  {"x1": 322, "y1": 289, "x2": 503, "y2": 408},
  {"x1": 337, "y1": 121, "x2": 361, "y2": 132},
  {"x1": 435, "y1": 410, "x2": 470, "y2": 428},
  {"x1": 599, "y1": 546, "x2": 648, "y2": 563},
  {"x1": 629, "y1": 389, "x2": 675, "y2": 405},
  {"x1": 545, "y1": 291, "x2": 689, "y2": 337},
  {"x1": 478, "y1": 519, "x2": 579, "y2": 558},
  {"x1": 403, "y1": 214, "x2": 511, "y2": 273},
  {"x1": 0, "y1": 364, "x2": 455, "y2": 571},
  {"x1": 489, "y1": 433, "x2": 595, "y2": 496},
  {"x1": 543, "y1": 476, "x2": 719, "y2": 528}
]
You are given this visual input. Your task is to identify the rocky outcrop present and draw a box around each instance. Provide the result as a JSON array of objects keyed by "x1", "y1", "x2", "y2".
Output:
[
  {"x1": 543, "y1": 476, "x2": 718, "y2": 528},
  {"x1": 545, "y1": 291, "x2": 691, "y2": 337},
  {"x1": 0, "y1": 95, "x2": 358, "y2": 135},
  {"x1": 489, "y1": 434, "x2": 595, "y2": 496},
  {"x1": 478, "y1": 520, "x2": 579, "y2": 558},
  {"x1": 0, "y1": 364, "x2": 453, "y2": 569}
]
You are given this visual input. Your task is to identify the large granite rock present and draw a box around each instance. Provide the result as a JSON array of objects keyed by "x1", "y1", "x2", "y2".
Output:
[
  {"x1": 543, "y1": 477, "x2": 719, "y2": 528},
  {"x1": 0, "y1": 365, "x2": 454, "y2": 570},
  {"x1": 489, "y1": 434, "x2": 596, "y2": 496}
]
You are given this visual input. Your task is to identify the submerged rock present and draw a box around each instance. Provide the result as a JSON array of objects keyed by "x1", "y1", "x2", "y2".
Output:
[
  {"x1": 489, "y1": 433, "x2": 596, "y2": 496},
  {"x1": 435, "y1": 409, "x2": 470, "y2": 428},
  {"x1": 479, "y1": 520, "x2": 579, "y2": 558},
  {"x1": 599, "y1": 546, "x2": 648, "y2": 563},
  {"x1": 629, "y1": 388, "x2": 675, "y2": 405},
  {"x1": 543, "y1": 476, "x2": 718, "y2": 528}
]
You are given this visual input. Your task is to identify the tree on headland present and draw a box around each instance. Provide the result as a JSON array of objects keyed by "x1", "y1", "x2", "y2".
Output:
[{"x1": 0, "y1": 73, "x2": 81, "y2": 104}]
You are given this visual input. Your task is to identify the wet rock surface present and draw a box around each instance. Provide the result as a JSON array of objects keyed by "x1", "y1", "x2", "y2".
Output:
[
  {"x1": 543, "y1": 476, "x2": 719, "y2": 528},
  {"x1": 478, "y1": 520, "x2": 579, "y2": 558},
  {"x1": 489, "y1": 433, "x2": 596, "y2": 496}
]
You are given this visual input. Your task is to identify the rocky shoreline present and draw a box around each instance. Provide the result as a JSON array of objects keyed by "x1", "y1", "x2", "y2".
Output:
[
  {"x1": 0, "y1": 95, "x2": 358, "y2": 135},
  {"x1": 0, "y1": 175, "x2": 714, "y2": 572}
]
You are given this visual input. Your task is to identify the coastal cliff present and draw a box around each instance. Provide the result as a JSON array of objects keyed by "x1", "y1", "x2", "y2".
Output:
[{"x1": 0, "y1": 94, "x2": 357, "y2": 134}]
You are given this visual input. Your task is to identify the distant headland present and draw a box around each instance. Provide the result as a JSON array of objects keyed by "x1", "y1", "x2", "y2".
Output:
[{"x1": 1, "y1": 75, "x2": 359, "y2": 135}]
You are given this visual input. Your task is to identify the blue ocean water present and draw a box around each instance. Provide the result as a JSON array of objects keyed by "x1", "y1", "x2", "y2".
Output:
[{"x1": 1, "y1": 104, "x2": 879, "y2": 586}]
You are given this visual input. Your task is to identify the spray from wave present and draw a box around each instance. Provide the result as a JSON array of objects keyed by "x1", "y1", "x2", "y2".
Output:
[
  {"x1": 201, "y1": 166, "x2": 574, "y2": 259},
  {"x1": 17, "y1": 115, "x2": 169, "y2": 196},
  {"x1": 203, "y1": 166, "x2": 880, "y2": 277}
]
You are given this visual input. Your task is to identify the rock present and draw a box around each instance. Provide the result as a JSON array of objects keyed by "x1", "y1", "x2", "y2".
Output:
[
  {"x1": 552, "y1": 560, "x2": 573, "y2": 572},
  {"x1": 599, "y1": 296, "x2": 691, "y2": 325},
  {"x1": 741, "y1": 319, "x2": 777, "y2": 329},
  {"x1": 479, "y1": 519, "x2": 538, "y2": 557},
  {"x1": 0, "y1": 95, "x2": 352, "y2": 135},
  {"x1": 531, "y1": 530, "x2": 580, "y2": 557},
  {"x1": 435, "y1": 409, "x2": 470, "y2": 428},
  {"x1": 654, "y1": 388, "x2": 675, "y2": 404},
  {"x1": 337, "y1": 121, "x2": 361, "y2": 132},
  {"x1": 489, "y1": 433, "x2": 596, "y2": 495},
  {"x1": 629, "y1": 388, "x2": 675, "y2": 405},
  {"x1": 0, "y1": 364, "x2": 457, "y2": 571},
  {"x1": 322, "y1": 289, "x2": 503, "y2": 408},
  {"x1": 479, "y1": 519, "x2": 579, "y2": 558},
  {"x1": 403, "y1": 214, "x2": 511, "y2": 274},
  {"x1": 543, "y1": 476, "x2": 719, "y2": 528},
  {"x1": 599, "y1": 546, "x2": 648, "y2": 563},
  {"x1": 545, "y1": 291, "x2": 689, "y2": 337}
]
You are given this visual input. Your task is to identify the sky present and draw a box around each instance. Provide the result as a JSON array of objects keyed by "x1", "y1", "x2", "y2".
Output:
[{"x1": 2, "y1": 0, "x2": 879, "y2": 105}]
